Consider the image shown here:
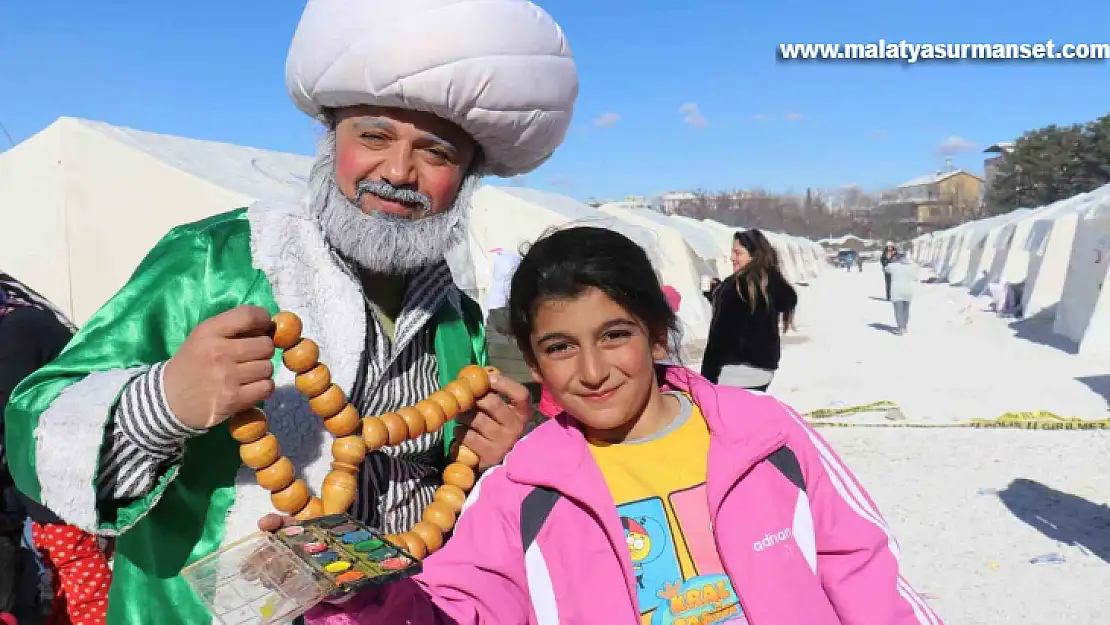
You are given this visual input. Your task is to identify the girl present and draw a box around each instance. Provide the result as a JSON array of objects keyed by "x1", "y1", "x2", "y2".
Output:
[
  {"x1": 295, "y1": 226, "x2": 942, "y2": 625},
  {"x1": 700, "y1": 230, "x2": 797, "y2": 392}
]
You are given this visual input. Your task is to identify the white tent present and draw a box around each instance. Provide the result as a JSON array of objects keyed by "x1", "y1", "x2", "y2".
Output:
[
  {"x1": 0, "y1": 117, "x2": 312, "y2": 324},
  {"x1": 1020, "y1": 187, "x2": 1110, "y2": 320},
  {"x1": 980, "y1": 198, "x2": 1089, "y2": 290},
  {"x1": 670, "y1": 214, "x2": 735, "y2": 277},
  {"x1": 961, "y1": 210, "x2": 1036, "y2": 292},
  {"x1": 943, "y1": 211, "x2": 1032, "y2": 286},
  {"x1": 469, "y1": 186, "x2": 714, "y2": 341},
  {"x1": 597, "y1": 203, "x2": 728, "y2": 281},
  {"x1": 1053, "y1": 196, "x2": 1110, "y2": 354}
]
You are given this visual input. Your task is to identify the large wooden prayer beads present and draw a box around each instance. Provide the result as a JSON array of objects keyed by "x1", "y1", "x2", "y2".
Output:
[{"x1": 228, "y1": 310, "x2": 493, "y2": 557}]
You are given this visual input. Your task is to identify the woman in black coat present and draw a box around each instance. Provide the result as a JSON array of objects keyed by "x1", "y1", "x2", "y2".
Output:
[{"x1": 700, "y1": 230, "x2": 797, "y2": 392}]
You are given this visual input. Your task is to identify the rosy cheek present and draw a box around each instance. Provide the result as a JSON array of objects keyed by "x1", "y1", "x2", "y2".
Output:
[
  {"x1": 335, "y1": 143, "x2": 370, "y2": 196},
  {"x1": 422, "y1": 169, "x2": 464, "y2": 213}
]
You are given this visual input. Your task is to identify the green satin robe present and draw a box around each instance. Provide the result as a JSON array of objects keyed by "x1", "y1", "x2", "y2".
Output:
[{"x1": 4, "y1": 207, "x2": 487, "y2": 624}]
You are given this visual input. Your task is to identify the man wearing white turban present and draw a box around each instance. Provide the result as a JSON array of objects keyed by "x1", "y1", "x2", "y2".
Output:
[{"x1": 3, "y1": 0, "x2": 578, "y2": 622}]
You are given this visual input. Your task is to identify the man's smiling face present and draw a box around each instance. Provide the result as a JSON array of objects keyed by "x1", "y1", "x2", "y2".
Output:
[
  {"x1": 333, "y1": 105, "x2": 478, "y2": 219},
  {"x1": 306, "y1": 106, "x2": 484, "y2": 275}
]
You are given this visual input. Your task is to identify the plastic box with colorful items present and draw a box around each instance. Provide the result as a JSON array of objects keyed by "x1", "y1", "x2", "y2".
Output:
[{"x1": 182, "y1": 514, "x2": 421, "y2": 624}]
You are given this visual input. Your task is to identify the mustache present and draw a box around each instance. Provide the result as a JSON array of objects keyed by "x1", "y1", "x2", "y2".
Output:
[{"x1": 355, "y1": 179, "x2": 434, "y2": 217}]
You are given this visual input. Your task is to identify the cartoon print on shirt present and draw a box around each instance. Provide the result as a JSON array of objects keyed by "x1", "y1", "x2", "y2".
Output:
[
  {"x1": 616, "y1": 497, "x2": 681, "y2": 612},
  {"x1": 617, "y1": 489, "x2": 749, "y2": 624}
]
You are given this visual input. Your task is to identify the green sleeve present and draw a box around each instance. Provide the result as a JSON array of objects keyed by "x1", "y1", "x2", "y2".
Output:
[
  {"x1": 3, "y1": 209, "x2": 270, "y2": 533},
  {"x1": 435, "y1": 291, "x2": 490, "y2": 456}
]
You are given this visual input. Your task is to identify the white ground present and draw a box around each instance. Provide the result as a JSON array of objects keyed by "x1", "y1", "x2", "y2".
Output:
[{"x1": 769, "y1": 263, "x2": 1110, "y2": 624}]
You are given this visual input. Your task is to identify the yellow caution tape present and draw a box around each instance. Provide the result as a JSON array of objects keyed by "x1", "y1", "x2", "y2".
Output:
[{"x1": 803, "y1": 402, "x2": 1110, "y2": 430}]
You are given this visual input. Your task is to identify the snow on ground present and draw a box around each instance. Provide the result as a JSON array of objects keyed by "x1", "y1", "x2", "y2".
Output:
[
  {"x1": 763, "y1": 262, "x2": 1110, "y2": 624},
  {"x1": 822, "y1": 428, "x2": 1110, "y2": 625},
  {"x1": 775, "y1": 263, "x2": 1110, "y2": 423}
]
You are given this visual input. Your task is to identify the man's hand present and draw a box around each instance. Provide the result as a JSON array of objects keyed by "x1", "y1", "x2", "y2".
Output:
[
  {"x1": 164, "y1": 305, "x2": 277, "y2": 430},
  {"x1": 258, "y1": 513, "x2": 296, "y2": 533},
  {"x1": 457, "y1": 372, "x2": 530, "y2": 472}
]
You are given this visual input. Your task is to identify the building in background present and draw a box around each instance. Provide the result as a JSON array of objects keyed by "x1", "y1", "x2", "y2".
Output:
[{"x1": 874, "y1": 165, "x2": 984, "y2": 237}]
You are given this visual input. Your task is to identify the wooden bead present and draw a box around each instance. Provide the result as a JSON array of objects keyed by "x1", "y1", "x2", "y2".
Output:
[
  {"x1": 282, "y1": 338, "x2": 319, "y2": 374},
  {"x1": 397, "y1": 407, "x2": 426, "y2": 440},
  {"x1": 457, "y1": 365, "x2": 490, "y2": 397},
  {"x1": 414, "y1": 400, "x2": 445, "y2": 433},
  {"x1": 484, "y1": 366, "x2": 501, "y2": 376},
  {"x1": 379, "y1": 413, "x2": 409, "y2": 446},
  {"x1": 229, "y1": 408, "x2": 268, "y2": 443},
  {"x1": 309, "y1": 385, "x2": 347, "y2": 419},
  {"x1": 294, "y1": 496, "x2": 324, "y2": 521},
  {"x1": 331, "y1": 435, "x2": 367, "y2": 466},
  {"x1": 443, "y1": 462, "x2": 476, "y2": 490},
  {"x1": 411, "y1": 521, "x2": 444, "y2": 553},
  {"x1": 434, "y1": 485, "x2": 467, "y2": 513},
  {"x1": 240, "y1": 433, "x2": 280, "y2": 469},
  {"x1": 322, "y1": 404, "x2": 361, "y2": 437},
  {"x1": 295, "y1": 364, "x2": 331, "y2": 397},
  {"x1": 450, "y1": 443, "x2": 480, "y2": 469},
  {"x1": 362, "y1": 417, "x2": 389, "y2": 450},
  {"x1": 255, "y1": 456, "x2": 295, "y2": 491},
  {"x1": 321, "y1": 470, "x2": 358, "y2": 515},
  {"x1": 428, "y1": 390, "x2": 460, "y2": 421},
  {"x1": 444, "y1": 381, "x2": 476, "y2": 412},
  {"x1": 271, "y1": 479, "x2": 310, "y2": 514},
  {"x1": 271, "y1": 311, "x2": 303, "y2": 350},
  {"x1": 422, "y1": 501, "x2": 457, "y2": 533},
  {"x1": 384, "y1": 534, "x2": 403, "y2": 547},
  {"x1": 330, "y1": 460, "x2": 360, "y2": 474},
  {"x1": 397, "y1": 532, "x2": 427, "y2": 560}
]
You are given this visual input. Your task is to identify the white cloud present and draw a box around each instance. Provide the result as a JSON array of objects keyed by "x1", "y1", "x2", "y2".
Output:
[
  {"x1": 593, "y1": 112, "x2": 620, "y2": 128},
  {"x1": 680, "y1": 103, "x2": 708, "y2": 128},
  {"x1": 936, "y1": 135, "x2": 976, "y2": 155},
  {"x1": 751, "y1": 113, "x2": 769, "y2": 122},
  {"x1": 786, "y1": 112, "x2": 805, "y2": 121}
]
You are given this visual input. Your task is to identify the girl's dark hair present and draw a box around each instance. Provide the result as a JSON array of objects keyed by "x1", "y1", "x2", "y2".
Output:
[{"x1": 508, "y1": 226, "x2": 677, "y2": 363}]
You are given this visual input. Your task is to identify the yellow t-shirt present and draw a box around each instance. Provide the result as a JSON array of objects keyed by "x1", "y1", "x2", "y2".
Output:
[{"x1": 588, "y1": 393, "x2": 748, "y2": 625}]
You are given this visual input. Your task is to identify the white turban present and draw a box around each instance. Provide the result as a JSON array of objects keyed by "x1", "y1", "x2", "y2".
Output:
[{"x1": 285, "y1": 0, "x2": 579, "y2": 178}]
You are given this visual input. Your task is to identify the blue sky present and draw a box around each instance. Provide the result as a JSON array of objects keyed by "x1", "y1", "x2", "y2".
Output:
[{"x1": 1, "y1": 0, "x2": 1108, "y2": 201}]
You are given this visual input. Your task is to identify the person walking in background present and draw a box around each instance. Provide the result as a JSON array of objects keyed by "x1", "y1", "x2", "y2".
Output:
[
  {"x1": 1, "y1": 274, "x2": 113, "y2": 625},
  {"x1": 701, "y1": 230, "x2": 798, "y2": 392},
  {"x1": 702, "y1": 277, "x2": 722, "y2": 303},
  {"x1": 880, "y1": 242, "x2": 896, "y2": 300},
  {"x1": 884, "y1": 251, "x2": 920, "y2": 335}
]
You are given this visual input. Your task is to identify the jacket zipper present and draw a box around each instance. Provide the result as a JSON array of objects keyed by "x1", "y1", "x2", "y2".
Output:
[
  {"x1": 706, "y1": 436, "x2": 787, "y2": 625},
  {"x1": 713, "y1": 519, "x2": 757, "y2": 625}
]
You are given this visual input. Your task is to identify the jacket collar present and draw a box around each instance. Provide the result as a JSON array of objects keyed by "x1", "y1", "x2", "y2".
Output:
[
  {"x1": 505, "y1": 365, "x2": 787, "y2": 499},
  {"x1": 503, "y1": 365, "x2": 789, "y2": 614}
]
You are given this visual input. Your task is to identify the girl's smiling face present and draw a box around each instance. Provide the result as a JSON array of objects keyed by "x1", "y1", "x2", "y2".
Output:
[{"x1": 527, "y1": 288, "x2": 673, "y2": 443}]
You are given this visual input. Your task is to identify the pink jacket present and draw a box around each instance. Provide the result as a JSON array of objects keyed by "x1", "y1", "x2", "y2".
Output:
[{"x1": 309, "y1": 366, "x2": 942, "y2": 625}]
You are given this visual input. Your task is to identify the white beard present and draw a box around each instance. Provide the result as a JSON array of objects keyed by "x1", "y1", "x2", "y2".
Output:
[{"x1": 307, "y1": 130, "x2": 483, "y2": 275}]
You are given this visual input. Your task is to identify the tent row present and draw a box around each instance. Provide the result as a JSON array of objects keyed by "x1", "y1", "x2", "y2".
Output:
[
  {"x1": 910, "y1": 183, "x2": 1110, "y2": 355},
  {"x1": 0, "y1": 117, "x2": 825, "y2": 357}
]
